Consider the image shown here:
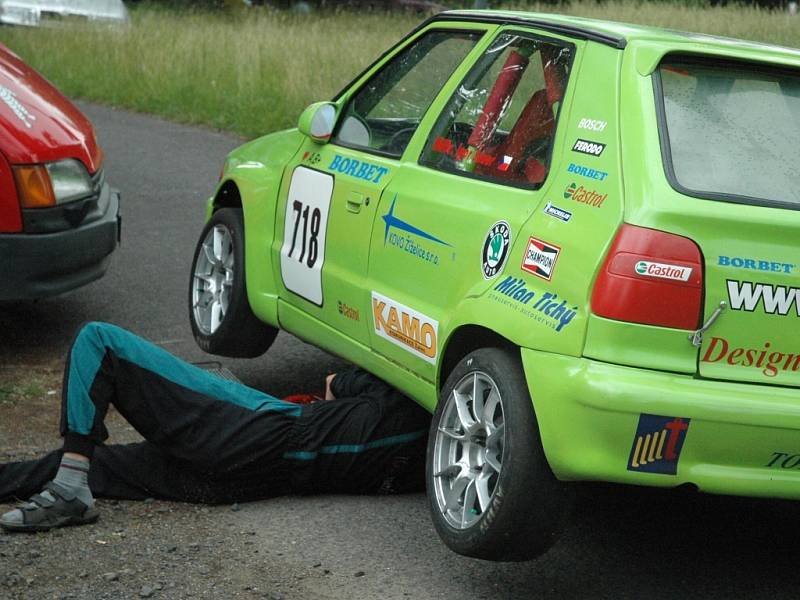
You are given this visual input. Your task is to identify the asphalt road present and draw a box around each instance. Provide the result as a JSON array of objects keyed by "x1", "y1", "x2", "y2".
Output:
[{"x1": 3, "y1": 103, "x2": 800, "y2": 599}]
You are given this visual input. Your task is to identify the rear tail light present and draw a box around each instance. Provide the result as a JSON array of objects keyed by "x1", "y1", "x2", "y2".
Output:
[{"x1": 591, "y1": 224, "x2": 703, "y2": 330}]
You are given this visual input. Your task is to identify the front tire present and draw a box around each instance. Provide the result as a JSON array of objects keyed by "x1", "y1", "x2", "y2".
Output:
[
  {"x1": 426, "y1": 347, "x2": 570, "y2": 561},
  {"x1": 188, "y1": 208, "x2": 277, "y2": 358}
]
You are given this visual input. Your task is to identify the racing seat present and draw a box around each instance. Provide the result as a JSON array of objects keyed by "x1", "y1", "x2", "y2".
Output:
[{"x1": 477, "y1": 48, "x2": 566, "y2": 185}]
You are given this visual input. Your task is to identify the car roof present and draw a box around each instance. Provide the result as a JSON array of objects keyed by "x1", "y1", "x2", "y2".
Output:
[{"x1": 439, "y1": 9, "x2": 800, "y2": 62}]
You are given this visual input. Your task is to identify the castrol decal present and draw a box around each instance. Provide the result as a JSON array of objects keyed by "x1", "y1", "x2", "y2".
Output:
[{"x1": 634, "y1": 261, "x2": 692, "y2": 282}]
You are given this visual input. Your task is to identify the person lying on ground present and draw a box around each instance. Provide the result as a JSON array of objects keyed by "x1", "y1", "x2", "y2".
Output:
[{"x1": 0, "y1": 321, "x2": 430, "y2": 532}]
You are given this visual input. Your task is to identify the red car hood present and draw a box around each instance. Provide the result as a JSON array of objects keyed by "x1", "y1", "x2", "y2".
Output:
[{"x1": 0, "y1": 43, "x2": 101, "y2": 173}]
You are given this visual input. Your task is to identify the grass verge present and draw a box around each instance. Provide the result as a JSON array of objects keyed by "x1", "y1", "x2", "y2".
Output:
[{"x1": 0, "y1": 2, "x2": 799, "y2": 138}]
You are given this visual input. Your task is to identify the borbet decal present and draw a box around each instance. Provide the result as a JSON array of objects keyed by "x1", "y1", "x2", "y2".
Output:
[
  {"x1": 328, "y1": 154, "x2": 389, "y2": 184},
  {"x1": 572, "y1": 138, "x2": 605, "y2": 157},
  {"x1": 627, "y1": 414, "x2": 690, "y2": 475},
  {"x1": 481, "y1": 221, "x2": 511, "y2": 279},
  {"x1": 567, "y1": 162, "x2": 608, "y2": 181},
  {"x1": 718, "y1": 256, "x2": 795, "y2": 274},
  {"x1": 727, "y1": 279, "x2": 800, "y2": 316},
  {"x1": 521, "y1": 237, "x2": 560, "y2": 281}
]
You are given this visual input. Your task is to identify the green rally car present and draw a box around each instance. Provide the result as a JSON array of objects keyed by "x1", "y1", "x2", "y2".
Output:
[{"x1": 188, "y1": 10, "x2": 800, "y2": 561}]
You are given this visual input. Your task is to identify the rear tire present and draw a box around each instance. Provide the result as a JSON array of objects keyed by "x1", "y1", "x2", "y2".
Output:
[
  {"x1": 426, "y1": 347, "x2": 571, "y2": 561},
  {"x1": 188, "y1": 208, "x2": 277, "y2": 358}
]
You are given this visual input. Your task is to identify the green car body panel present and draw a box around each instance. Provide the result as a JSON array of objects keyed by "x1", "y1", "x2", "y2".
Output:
[{"x1": 206, "y1": 11, "x2": 800, "y2": 498}]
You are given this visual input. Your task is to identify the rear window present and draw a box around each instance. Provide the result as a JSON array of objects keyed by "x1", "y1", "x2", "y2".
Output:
[{"x1": 656, "y1": 56, "x2": 800, "y2": 209}]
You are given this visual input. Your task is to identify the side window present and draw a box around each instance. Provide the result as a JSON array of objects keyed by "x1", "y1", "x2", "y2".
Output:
[
  {"x1": 420, "y1": 32, "x2": 573, "y2": 188},
  {"x1": 332, "y1": 30, "x2": 483, "y2": 158}
]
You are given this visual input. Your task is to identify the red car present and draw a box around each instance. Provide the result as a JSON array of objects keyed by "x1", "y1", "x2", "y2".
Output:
[{"x1": 0, "y1": 43, "x2": 119, "y2": 301}]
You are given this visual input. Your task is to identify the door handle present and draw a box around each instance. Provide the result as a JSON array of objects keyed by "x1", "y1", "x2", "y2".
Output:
[{"x1": 346, "y1": 191, "x2": 364, "y2": 213}]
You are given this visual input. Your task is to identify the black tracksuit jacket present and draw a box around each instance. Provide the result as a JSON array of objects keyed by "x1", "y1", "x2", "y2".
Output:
[{"x1": 0, "y1": 322, "x2": 430, "y2": 504}]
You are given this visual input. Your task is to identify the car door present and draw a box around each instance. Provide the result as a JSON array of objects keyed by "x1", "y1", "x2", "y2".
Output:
[
  {"x1": 366, "y1": 29, "x2": 577, "y2": 377},
  {"x1": 273, "y1": 27, "x2": 485, "y2": 347}
]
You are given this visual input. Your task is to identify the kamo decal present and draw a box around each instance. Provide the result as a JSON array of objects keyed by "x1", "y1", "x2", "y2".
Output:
[
  {"x1": 279, "y1": 167, "x2": 333, "y2": 306},
  {"x1": 372, "y1": 291, "x2": 438, "y2": 363},
  {"x1": 627, "y1": 414, "x2": 690, "y2": 475}
]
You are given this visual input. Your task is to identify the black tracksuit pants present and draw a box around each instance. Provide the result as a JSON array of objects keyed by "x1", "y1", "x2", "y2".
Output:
[{"x1": 0, "y1": 322, "x2": 430, "y2": 504}]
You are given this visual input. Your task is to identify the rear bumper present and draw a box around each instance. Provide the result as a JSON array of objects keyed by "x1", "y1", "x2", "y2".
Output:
[
  {"x1": 523, "y1": 348, "x2": 800, "y2": 500},
  {"x1": 0, "y1": 183, "x2": 120, "y2": 300}
]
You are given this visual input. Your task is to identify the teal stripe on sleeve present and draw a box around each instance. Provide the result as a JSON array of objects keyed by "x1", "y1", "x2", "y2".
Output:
[{"x1": 66, "y1": 322, "x2": 300, "y2": 435}]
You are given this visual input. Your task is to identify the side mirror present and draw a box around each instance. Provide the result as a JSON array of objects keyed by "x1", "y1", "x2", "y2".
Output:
[{"x1": 298, "y1": 102, "x2": 337, "y2": 144}]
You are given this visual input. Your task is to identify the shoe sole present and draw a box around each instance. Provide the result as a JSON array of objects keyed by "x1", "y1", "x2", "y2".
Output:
[{"x1": 0, "y1": 509, "x2": 99, "y2": 533}]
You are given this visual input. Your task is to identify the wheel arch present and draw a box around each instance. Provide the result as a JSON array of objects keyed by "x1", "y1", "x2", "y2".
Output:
[
  {"x1": 212, "y1": 179, "x2": 242, "y2": 211},
  {"x1": 438, "y1": 324, "x2": 518, "y2": 392}
]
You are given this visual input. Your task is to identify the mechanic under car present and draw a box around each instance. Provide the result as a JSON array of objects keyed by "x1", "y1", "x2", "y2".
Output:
[{"x1": 0, "y1": 321, "x2": 430, "y2": 532}]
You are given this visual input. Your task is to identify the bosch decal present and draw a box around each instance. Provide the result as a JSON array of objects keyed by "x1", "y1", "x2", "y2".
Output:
[
  {"x1": 701, "y1": 337, "x2": 800, "y2": 377},
  {"x1": 382, "y1": 194, "x2": 451, "y2": 267},
  {"x1": 718, "y1": 256, "x2": 795, "y2": 274},
  {"x1": 634, "y1": 261, "x2": 692, "y2": 282},
  {"x1": 572, "y1": 139, "x2": 605, "y2": 157},
  {"x1": 727, "y1": 279, "x2": 800, "y2": 316},
  {"x1": 521, "y1": 237, "x2": 560, "y2": 281},
  {"x1": 328, "y1": 154, "x2": 389, "y2": 184},
  {"x1": 372, "y1": 291, "x2": 438, "y2": 363},
  {"x1": 543, "y1": 202, "x2": 572, "y2": 222},
  {"x1": 489, "y1": 276, "x2": 576, "y2": 332},
  {"x1": 577, "y1": 118, "x2": 607, "y2": 132},
  {"x1": 564, "y1": 183, "x2": 607, "y2": 208},
  {"x1": 482, "y1": 221, "x2": 511, "y2": 279},
  {"x1": 567, "y1": 162, "x2": 608, "y2": 181},
  {"x1": 627, "y1": 414, "x2": 690, "y2": 475}
]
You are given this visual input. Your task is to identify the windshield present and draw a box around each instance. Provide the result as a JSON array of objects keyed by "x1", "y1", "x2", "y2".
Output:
[{"x1": 657, "y1": 56, "x2": 800, "y2": 208}]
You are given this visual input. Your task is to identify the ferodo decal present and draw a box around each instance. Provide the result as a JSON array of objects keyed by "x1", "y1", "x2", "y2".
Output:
[
  {"x1": 521, "y1": 237, "x2": 560, "y2": 281},
  {"x1": 372, "y1": 291, "x2": 438, "y2": 363},
  {"x1": 564, "y1": 183, "x2": 607, "y2": 208},
  {"x1": 280, "y1": 167, "x2": 333, "y2": 306},
  {"x1": 718, "y1": 255, "x2": 795, "y2": 273},
  {"x1": 635, "y1": 261, "x2": 692, "y2": 282},
  {"x1": 328, "y1": 154, "x2": 389, "y2": 184},
  {"x1": 701, "y1": 337, "x2": 800, "y2": 378},
  {"x1": 726, "y1": 279, "x2": 800, "y2": 316},
  {"x1": 481, "y1": 221, "x2": 511, "y2": 279},
  {"x1": 488, "y1": 276, "x2": 576, "y2": 332},
  {"x1": 627, "y1": 414, "x2": 690, "y2": 475},
  {"x1": 572, "y1": 139, "x2": 605, "y2": 157},
  {"x1": 0, "y1": 85, "x2": 35, "y2": 129}
]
